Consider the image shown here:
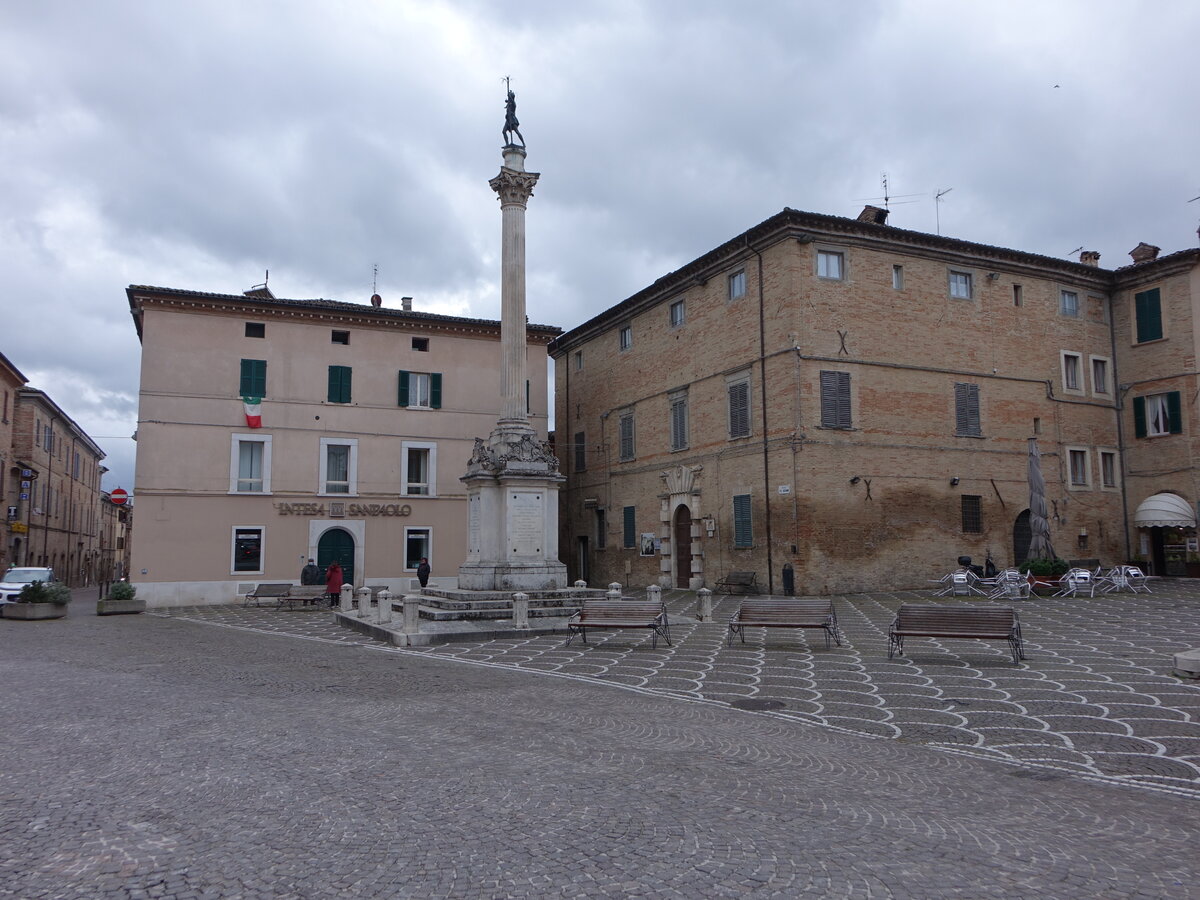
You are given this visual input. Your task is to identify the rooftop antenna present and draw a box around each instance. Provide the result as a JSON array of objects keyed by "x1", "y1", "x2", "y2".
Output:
[
  {"x1": 372, "y1": 263, "x2": 378, "y2": 294},
  {"x1": 881, "y1": 172, "x2": 889, "y2": 211},
  {"x1": 1190, "y1": 193, "x2": 1200, "y2": 243},
  {"x1": 1067, "y1": 245, "x2": 1084, "y2": 258},
  {"x1": 935, "y1": 188, "x2": 953, "y2": 235}
]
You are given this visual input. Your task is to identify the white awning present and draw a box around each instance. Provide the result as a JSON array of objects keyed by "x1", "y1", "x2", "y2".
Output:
[{"x1": 1134, "y1": 492, "x2": 1197, "y2": 528}]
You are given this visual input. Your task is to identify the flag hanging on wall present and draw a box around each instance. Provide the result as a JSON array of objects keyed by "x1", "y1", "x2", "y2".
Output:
[{"x1": 243, "y1": 396, "x2": 262, "y2": 428}]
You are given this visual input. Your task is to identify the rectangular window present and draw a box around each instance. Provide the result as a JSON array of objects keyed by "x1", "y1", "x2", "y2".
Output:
[
  {"x1": 398, "y1": 371, "x2": 442, "y2": 409},
  {"x1": 1134, "y1": 392, "x2": 1182, "y2": 438},
  {"x1": 817, "y1": 250, "x2": 844, "y2": 280},
  {"x1": 892, "y1": 265, "x2": 903, "y2": 290},
  {"x1": 961, "y1": 496, "x2": 982, "y2": 533},
  {"x1": 669, "y1": 390, "x2": 689, "y2": 451},
  {"x1": 230, "y1": 434, "x2": 272, "y2": 493},
  {"x1": 622, "y1": 506, "x2": 636, "y2": 549},
  {"x1": 1060, "y1": 289, "x2": 1079, "y2": 317},
  {"x1": 954, "y1": 382, "x2": 981, "y2": 436},
  {"x1": 619, "y1": 325, "x2": 632, "y2": 351},
  {"x1": 669, "y1": 299, "x2": 685, "y2": 328},
  {"x1": 1068, "y1": 449, "x2": 1089, "y2": 486},
  {"x1": 1062, "y1": 352, "x2": 1082, "y2": 391},
  {"x1": 728, "y1": 269, "x2": 746, "y2": 300},
  {"x1": 240, "y1": 359, "x2": 267, "y2": 398},
  {"x1": 1100, "y1": 450, "x2": 1118, "y2": 488},
  {"x1": 949, "y1": 270, "x2": 973, "y2": 300},
  {"x1": 412, "y1": 337, "x2": 429, "y2": 351},
  {"x1": 402, "y1": 441, "x2": 436, "y2": 496},
  {"x1": 732, "y1": 494, "x2": 753, "y2": 547},
  {"x1": 727, "y1": 376, "x2": 751, "y2": 439},
  {"x1": 1013, "y1": 284, "x2": 1023, "y2": 307},
  {"x1": 320, "y1": 438, "x2": 358, "y2": 494},
  {"x1": 1090, "y1": 356, "x2": 1110, "y2": 395},
  {"x1": 404, "y1": 527, "x2": 431, "y2": 571},
  {"x1": 574, "y1": 350, "x2": 583, "y2": 371},
  {"x1": 245, "y1": 322, "x2": 265, "y2": 338},
  {"x1": 327, "y1": 365, "x2": 352, "y2": 403},
  {"x1": 618, "y1": 411, "x2": 635, "y2": 461},
  {"x1": 1134, "y1": 288, "x2": 1163, "y2": 343},
  {"x1": 332, "y1": 330, "x2": 350, "y2": 345},
  {"x1": 595, "y1": 509, "x2": 607, "y2": 550},
  {"x1": 574, "y1": 432, "x2": 586, "y2": 473},
  {"x1": 232, "y1": 527, "x2": 263, "y2": 574},
  {"x1": 819, "y1": 370, "x2": 852, "y2": 429}
]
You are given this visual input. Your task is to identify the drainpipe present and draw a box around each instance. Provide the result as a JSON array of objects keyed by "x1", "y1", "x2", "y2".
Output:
[
  {"x1": 1110, "y1": 303, "x2": 1132, "y2": 563},
  {"x1": 749, "y1": 239, "x2": 775, "y2": 594}
]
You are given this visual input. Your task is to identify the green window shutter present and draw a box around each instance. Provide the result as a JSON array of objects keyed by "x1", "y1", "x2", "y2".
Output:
[
  {"x1": 1134, "y1": 289, "x2": 1162, "y2": 343},
  {"x1": 1133, "y1": 396, "x2": 1146, "y2": 438},
  {"x1": 1168, "y1": 391, "x2": 1183, "y2": 434},
  {"x1": 430, "y1": 373, "x2": 442, "y2": 409},
  {"x1": 240, "y1": 359, "x2": 266, "y2": 398},
  {"x1": 733, "y1": 494, "x2": 753, "y2": 547},
  {"x1": 623, "y1": 506, "x2": 636, "y2": 548},
  {"x1": 398, "y1": 370, "x2": 410, "y2": 407},
  {"x1": 328, "y1": 366, "x2": 351, "y2": 403}
]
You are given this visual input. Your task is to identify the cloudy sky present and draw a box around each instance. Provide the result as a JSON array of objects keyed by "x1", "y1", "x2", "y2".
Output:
[{"x1": 2, "y1": 0, "x2": 1197, "y2": 492}]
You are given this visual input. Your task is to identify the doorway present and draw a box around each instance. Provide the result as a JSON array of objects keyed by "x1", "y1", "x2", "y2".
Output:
[
  {"x1": 1012, "y1": 509, "x2": 1032, "y2": 566},
  {"x1": 577, "y1": 535, "x2": 590, "y2": 585},
  {"x1": 317, "y1": 528, "x2": 356, "y2": 586},
  {"x1": 673, "y1": 505, "x2": 693, "y2": 589}
]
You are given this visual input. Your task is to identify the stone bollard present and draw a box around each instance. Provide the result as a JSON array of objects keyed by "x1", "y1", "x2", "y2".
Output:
[
  {"x1": 647, "y1": 584, "x2": 662, "y2": 606},
  {"x1": 377, "y1": 589, "x2": 392, "y2": 625},
  {"x1": 339, "y1": 583, "x2": 354, "y2": 613},
  {"x1": 357, "y1": 586, "x2": 372, "y2": 618},
  {"x1": 574, "y1": 580, "x2": 588, "y2": 589},
  {"x1": 607, "y1": 582, "x2": 622, "y2": 600},
  {"x1": 697, "y1": 588, "x2": 713, "y2": 623},
  {"x1": 402, "y1": 594, "x2": 422, "y2": 634},
  {"x1": 512, "y1": 592, "x2": 530, "y2": 630}
]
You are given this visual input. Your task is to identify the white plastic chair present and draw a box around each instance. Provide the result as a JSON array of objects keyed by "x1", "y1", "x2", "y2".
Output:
[
  {"x1": 1054, "y1": 567, "x2": 1096, "y2": 598},
  {"x1": 988, "y1": 568, "x2": 1031, "y2": 600}
]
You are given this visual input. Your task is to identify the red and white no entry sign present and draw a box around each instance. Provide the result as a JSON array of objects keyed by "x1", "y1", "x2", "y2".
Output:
[{"x1": 110, "y1": 488, "x2": 129, "y2": 505}]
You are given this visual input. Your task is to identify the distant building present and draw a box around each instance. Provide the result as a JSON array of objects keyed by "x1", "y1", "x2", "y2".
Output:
[
  {"x1": 549, "y1": 207, "x2": 1200, "y2": 594},
  {"x1": 126, "y1": 285, "x2": 559, "y2": 606}
]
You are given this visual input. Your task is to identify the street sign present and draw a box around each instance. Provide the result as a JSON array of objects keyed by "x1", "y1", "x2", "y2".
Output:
[{"x1": 110, "y1": 488, "x2": 129, "y2": 506}]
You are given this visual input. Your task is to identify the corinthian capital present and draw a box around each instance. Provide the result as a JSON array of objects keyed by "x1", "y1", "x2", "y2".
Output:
[{"x1": 489, "y1": 168, "x2": 540, "y2": 206}]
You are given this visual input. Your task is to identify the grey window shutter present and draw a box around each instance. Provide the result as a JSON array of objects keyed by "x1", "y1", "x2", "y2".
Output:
[
  {"x1": 955, "y1": 382, "x2": 980, "y2": 436},
  {"x1": 670, "y1": 398, "x2": 687, "y2": 450},
  {"x1": 733, "y1": 494, "x2": 752, "y2": 547},
  {"x1": 729, "y1": 381, "x2": 750, "y2": 437},
  {"x1": 619, "y1": 414, "x2": 634, "y2": 460},
  {"x1": 820, "y1": 371, "x2": 851, "y2": 428}
]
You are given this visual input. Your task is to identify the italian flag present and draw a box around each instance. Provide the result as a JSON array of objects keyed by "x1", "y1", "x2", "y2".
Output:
[{"x1": 243, "y1": 396, "x2": 263, "y2": 428}]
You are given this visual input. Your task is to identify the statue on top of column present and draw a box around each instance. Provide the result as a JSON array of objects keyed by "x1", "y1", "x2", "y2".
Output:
[{"x1": 503, "y1": 88, "x2": 525, "y2": 147}]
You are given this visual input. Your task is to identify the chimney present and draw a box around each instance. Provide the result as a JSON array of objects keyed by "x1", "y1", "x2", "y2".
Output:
[
  {"x1": 370, "y1": 293, "x2": 382, "y2": 308},
  {"x1": 401, "y1": 296, "x2": 413, "y2": 311},
  {"x1": 857, "y1": 205, "x2": 889, "y2": 225},
  {"x1": 1129, "y1": 242, "x2": 1160, "y2": 264},
  {"x1": 1079, "y1": 250, "x2": 1101, "y2": 267}
]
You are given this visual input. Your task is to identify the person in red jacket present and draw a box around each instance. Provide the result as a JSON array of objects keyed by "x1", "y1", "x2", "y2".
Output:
[{"x1": 325, "y1": 560, "x2": 344, "y2": 608}]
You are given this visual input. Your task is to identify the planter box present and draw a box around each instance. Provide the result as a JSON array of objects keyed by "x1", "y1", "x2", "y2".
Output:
[
  {"x1": 97, "y1": 598, "x2": 147, "y2": 616},
  {"x1": 2, "y1": 602, "x2": 67, "y2": 620}
]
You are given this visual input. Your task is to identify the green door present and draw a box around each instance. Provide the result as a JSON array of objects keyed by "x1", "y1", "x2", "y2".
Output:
[{"x1": 317, "y1": 528, "x2": 355, "y2": 586}]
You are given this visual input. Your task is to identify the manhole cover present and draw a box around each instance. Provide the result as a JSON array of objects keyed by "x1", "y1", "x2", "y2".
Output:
[{"x1": 730, "y1": 698, "x2": 787, "y2": 711}]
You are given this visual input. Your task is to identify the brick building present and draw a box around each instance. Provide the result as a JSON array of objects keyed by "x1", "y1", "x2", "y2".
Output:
[{"x1": 549, "y1": 207, "x2": 1200, "y2": 595}]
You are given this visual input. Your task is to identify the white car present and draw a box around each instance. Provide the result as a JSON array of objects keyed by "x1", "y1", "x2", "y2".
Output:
[{"x1": 0, "y1": 567, "x2": 58, "y2": 604}]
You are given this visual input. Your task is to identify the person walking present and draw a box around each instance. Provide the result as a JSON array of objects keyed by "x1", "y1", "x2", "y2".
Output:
[
  {"x1": 416, "y1": 557, "x2": 431, "y2": 588},
  {"x1": 325, "y1": 560, "x2": 344, "y2": 608}
]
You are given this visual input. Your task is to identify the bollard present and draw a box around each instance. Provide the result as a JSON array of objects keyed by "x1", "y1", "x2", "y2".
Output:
[
  {"x1": 607, "y1": 582, "x2": 622, "y2": 600},
  {"x1": 512, "y1": 592, "x2": 530, "y2": 630},
  {"x1": 647, "y1": 584, "x2": 662, "y2": 605},
  {"x1": 402, "y1": 594, "x2": 422, "y2": 634},
  {"x1": 574, "y1": 580, "x2": 588, "y2": 589},
  {"x1": 357, "y1": 586, "x2": 372, "y2": 618},
  {"x1": 697, "y1": 588, "x2": 713, "y2": 623},
  {"x1": 339, "y1": 583, "x2": 354, "y2": 613},
  {"x1": 377, "y1": 589, "x2": 392, "y2": 625}
]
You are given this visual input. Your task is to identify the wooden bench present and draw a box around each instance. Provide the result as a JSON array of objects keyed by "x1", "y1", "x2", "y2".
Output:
[
  {"x1": 565, "y1": 599, "x2": 672, "y2": 649},
  {"x1": 888, "y1": 604, "x2": 1024, "y2": 665},
  {"x1": 714, "y1": 571, "x2": 759, "y2": 595},
  {"x1": 243, "y1": 583, "x2": 294, "y2": 608},
  {"x1": 728, "y1": 599, "x2": 842, "y2": 649},
  {"x1": 285, "y1": 585, "x2": 329, "y2": 609}
]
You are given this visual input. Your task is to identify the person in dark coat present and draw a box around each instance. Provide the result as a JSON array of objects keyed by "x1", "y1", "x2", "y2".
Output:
[
  {"x1": 416, "y1": 557, "x2": 431, "y2": 588},
  {"x1": 300, "y1": 558, "x2": 322, "y2": 585},
  {"x1": 325, "y1": 560, "x2": 344, "y2": 608}
]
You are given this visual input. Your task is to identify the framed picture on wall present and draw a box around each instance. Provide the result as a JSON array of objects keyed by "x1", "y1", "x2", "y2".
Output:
[{"x1": 639, "y1": 533, "x2": 656, "y2": 556}]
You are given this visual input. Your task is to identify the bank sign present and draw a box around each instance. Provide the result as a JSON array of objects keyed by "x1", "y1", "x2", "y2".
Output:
[{"x1": 274, "y1": 501, "x2": 413, "y2": 518}]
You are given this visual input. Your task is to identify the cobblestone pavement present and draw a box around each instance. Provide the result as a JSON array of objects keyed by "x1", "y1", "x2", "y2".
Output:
[
  {"x1": 163, "y1": 582, "x2": 1200, "y2": 801},
  {"x1": 0, "y1": 593, "x2": 1195, "y2": 898}
]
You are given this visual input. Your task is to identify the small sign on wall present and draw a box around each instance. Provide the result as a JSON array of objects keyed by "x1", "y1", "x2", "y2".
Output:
[{"x1": 640, "y1": 533, "x2": 656, "y2": 556}]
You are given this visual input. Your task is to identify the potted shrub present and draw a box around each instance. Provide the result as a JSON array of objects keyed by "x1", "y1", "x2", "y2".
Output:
[
  {"x1": 1019, "y1": 557, "x2": 1070, "y2": 594},
  {"x1": 2, "y1": 579, "x2": 71, "y2": 620},
  {"x1": 97, "y1": 581, "x2": 146, "y2": 616}
]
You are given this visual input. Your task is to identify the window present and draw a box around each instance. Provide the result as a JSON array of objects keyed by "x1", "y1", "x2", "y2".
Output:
[
  {"x1": 619, "y1": 325, "x2": 632, "y2": 351},
  {"x1": 819, "y1": 370, "x2": 852, "y2": 429},
  {"x1": 332, "y1": 330, "x2": 350, "y2": 345},
  {"x1": 1134, "y1": 288, "x2": 1163, "y2": 343},
  {"x1": 1068, "y1": 448, "x2": 1090, "y2": 487},
  {"x1": 402, "y1": 441, "x2": 436, "y2": 496},
  {"x1": 595, "y1": 509, "x2": 607, "y2": 550},
  {"x1": 240, "y1": 359, "x2": 267, "y2": 398},
  {"x1": 727, "y1": 375, "x2": 751, "y2": 439},
  {"x1": 892, "y1": 265, "x2": 903, "y2": 290},
  {"x1": 1061, "y1": 352, "x2": 1082, "y2": 392},
  {"x1": 817, "y1": 250, "x2": 844, "y2": 280},
  {"x1": 1060, "y1": 290, "x2": 1079, "y2": 317},
  {"x1": 398, "y1": 371, "x2": 442, "y2": 409},
  {"x1": 232, "y1": 527, "x2": 263, "y2": 574},
  {"x1": 618, "y1": 410, "x2": 635, "y2": 461},
  {"x1": 954, "y1": 382, "x2": 981, "y2": 436},
  {"x1": 669, "y1": 299, "x2": 685, "y2": 328},
  {"x1": 574, "y1": 350, "x2": 583, "y2": 371},
  {"x1": 412, "y1": 337, "x2": 429, "y2": 351},
  {"x1": 1100, "y1": 450, "x2": 1118, "y2": 488},
  {"x1": 230, "y1": 434, "x2": 272, "y2": 493},
  {"x1": 245, "y1": 322, "x2": 265, "y2": 338},
  {"x1": 404, "y1": 527, "x2": 431, "y2": 570},
  {"x1": 1013, "y1": 284, "x2": 1023, "y2": 307},
  {"x1": 1090, "y1": 356, "x2": 1110, "y2": 395},
  {"x1": 327, "y1": 365, "x2": 352, "y2": 403},
  {"x1": 1134, "y1": 392, "x2": 1182, "y2": 438},
  {"x1": 961, "y1": 496, "x2": 982, "y2": 533},
  {"x1": 320, "y1": 438, "x2": 358, "y2": 494},
  {"x1": 949, "y1": 270, "x2": 973, "y2": 300},
  {"x1": 574, "y1": 432, "x2": 586, "y2": 473},
  {"x1": 732, "y1": 494, "x2": 753, "y2": 547},
  {"x1": 728, "y1": 269, "x2": 746, "y2": 300},
  {"x1": 669, "y1": 390, "x2": 689, "y2": 451},
  {"x1": 622, "y1": 506, "x2": 636, "y2": 549}
]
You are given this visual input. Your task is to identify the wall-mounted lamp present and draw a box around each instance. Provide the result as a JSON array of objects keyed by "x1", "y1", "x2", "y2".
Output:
[
  {"x1": 849, "y1": 476, "x2": 861, "y2": 485},
  {"x1": 950, "y1": 477, "x2": 960, "y2": 486},
  {"x1": 987, "y1": 272, "x2": 1000, "y2": 281}
]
